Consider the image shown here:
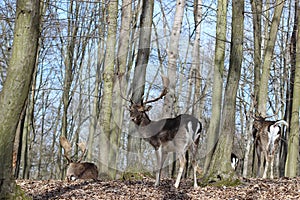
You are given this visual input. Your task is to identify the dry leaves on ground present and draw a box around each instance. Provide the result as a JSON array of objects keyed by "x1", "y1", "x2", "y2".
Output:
[{"x1": 17, "y1": 177, "x2": 300, "y2": 199}]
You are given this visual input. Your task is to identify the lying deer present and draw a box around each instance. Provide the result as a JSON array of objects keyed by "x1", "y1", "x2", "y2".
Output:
[
  {"x1": 253, "y1": 117, "x2": 288, "y2": 178},
  {"x1": 123, "y1": 77, "x2": 202, "y2": 188},
  {"x1": 60, "y1": 136, "x2": 98, "y2": 181}
]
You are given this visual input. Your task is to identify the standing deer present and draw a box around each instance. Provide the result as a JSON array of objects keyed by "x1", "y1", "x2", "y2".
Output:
[
  {"x1": 60, "y1": 136, "x2": 98, "y2": 181},
  {"x1": 253, "y1": 116, "x2": 288, "y2": 178},
  {"x1": 124, "y1": 77, "x2": 202, "y2": 188}
]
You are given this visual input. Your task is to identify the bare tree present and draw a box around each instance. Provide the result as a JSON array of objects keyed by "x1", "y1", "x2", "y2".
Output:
[
  {"x1": 0, "y1": 0, "x2": 40, "y2": 197},
  {"x1": 285, "y1": 0, "x2": 300, "y2": 177},
  {"x1": 128, "y1": 0, "x2": 154, "y2": 169},
  {"x1": 203, "y1": 0, "x2": 228, "y2": 173},
  {"x1": 163, "y1": 0, "x2": 186, "y2": 118},
  {"x1": 257, "y1": 0, "x2": 284, "y2": 115},
  {"x1": 98, "y1": 0, "x2": 118, "y2": 178},
  {"x1": 205, "y1": 0, "x2": 244, "y2": 183}
]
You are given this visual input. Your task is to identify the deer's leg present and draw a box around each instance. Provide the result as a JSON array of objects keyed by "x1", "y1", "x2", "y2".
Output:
[
  {"x1": 256, "y1": 144, "x2": 262, "y2": 177},
  {"x1": 190, "y1": 139, "x2": 200, "y2": 188},
  {"x1": 155, "y1": 148, "x2": 167, "y2": 187},
  {"x1": 174, "y1": 154, "x2": 186, "y2": 188},
  {"x1": 270, "y1": 155, "x2": 275, "y2": 179},
  {"x1": 190, "y1": 154, "x2": 199, "y2": 187},
  {"x1": 262, "y1": 153, "x2": 269, "y2": 178}
]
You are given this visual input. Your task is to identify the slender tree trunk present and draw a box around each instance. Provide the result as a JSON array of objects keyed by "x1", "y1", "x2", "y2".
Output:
[
  {"x1": 242, "y1": 100, "x2": 255, "y2": 177},
  {"x1": 13, "y1": 105, "x2": 26, "y2": 178},
  {"x1": 111, "y1": 0, "x2": 133, "y2": 176},
  {"x1": 204, "y1": 0, "x2": 227, "y2": 173},
  {"x1": 192, "y1": 0, "x2": 203, "y2": 119},
  {"x1": 250, "y1": 0, "x2": 262, "y2": 177},
  {"x1": 50, "y1": 100, "x2": 62, "y2": 179},
  {"x1": 163, "y1": 0, "x2": 185, "y2": 118},
  {"x1": 206, "y1": 0, "x2": 244, "y2": 183},
  {"x1": 183, "y1": 0, "x2": 203, "y2": 179},
  {"x1": 87, "y1": 62, "x2": 101, "y2": 162},
  {"x1": 257, "y1": 0, "x2": 284, "y2": 115},
  {"x1": 0, "y1": 0, "x2": 40, "y2": 197},
  {"x1": 251, "y1": 0, "x2": 262, "y2": 109},
  {"x1": 59, "y1": 0, "x2": 79, "y2": 179},
  {"x1": 88, "y1": 4, "x2": 105, "y2": 162}
]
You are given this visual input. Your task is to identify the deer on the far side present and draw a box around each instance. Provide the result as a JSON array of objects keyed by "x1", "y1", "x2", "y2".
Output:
[
  {"x1": 60, "y1": 136, "x2": 98, "y2": 181},
  {"x1": 253, "y1": 116, "x2": 288, "y2": 179},
  {"x1": 122, "y1": 76, "x2": 202, "y2": 188},
  {"x1": 231, "y1": 153, "x2": 239, "y2": 171}
]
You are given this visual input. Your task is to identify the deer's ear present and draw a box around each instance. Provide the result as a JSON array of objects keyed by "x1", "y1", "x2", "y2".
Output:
[{"x1": 145, "y1": 105, "x2": 152, "y2": 111}]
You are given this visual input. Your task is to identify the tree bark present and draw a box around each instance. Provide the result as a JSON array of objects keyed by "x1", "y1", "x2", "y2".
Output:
[
  {"x1": 204, "y1": 0, "x2": 227, "y2": 173},
  {"x1": 192, "y1": 0, "x2": 203, "y2": 119},
  {"x1": 128, "y1": 0, "x2": 154, "y2": 170},
  {"x1": 205, "y1": 0, "x2": 244, "y2": 183},
  {"x1": 250, "y1": 0, "x2": 262, "y2": 177},
  {"x1": 285, "y1": 1, "x2": 300, "y2": 177},
  {"x1": 88, "y1": 3, "x2": 105, "y2": 162},
  {"x1": 250, "y1": 0, "x2": 262, "y2": 110},
  {"x1": 98, "y1": 0, "x2": 118, "y2": 178},
  {"x1": 163, "y1": 0, "x2": 185, "y2": 118},
  {"x1": 0, "y1": 0, "x2": 40, "y2": 197},
  {"x1": 257, "y1": 0, "x2": 284, "y2": 115},
  {"x1": 110, "y1": 0, "x2": 133, "y2": 176}
]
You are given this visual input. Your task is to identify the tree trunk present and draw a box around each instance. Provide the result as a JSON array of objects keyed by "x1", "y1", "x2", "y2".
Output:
[
  {"x1": 98, "y1": 0, "x2": 118, "y2": 178},
  {"x1": 59, "y1": 0, "x2": 79, "y2": 179},
  {"x1": 205, "y1": 0, "x2": 244, "y2": 184},
  {"x1": 110, "y1": 0, "x2": 133, "y2": 177},
  {"x1": 257, "y1": 0, "x2": 284, "y2": 115},
  {"x1": 250, "y1": 0, "x2": 262, "y2": 176},
  {"x1": 279, "y1": 0, "x2": 298, "y2": 178},
  {"x1": 13, "y1": 105, "x2": 26, "y2": 178},
  {"x1": 204, "y1": 0, "x2": 227, "y2": 173},
  {"x1": 251, "y1": 0, "x2": 262, "y2": 110},
  {"x1": 285, "y1": 1, "x2": 300, "y2": 177},
  {"x1": 0, "y1": 0, "x2": 40, "y2": 197},
  {"x1": 192, "y1": 0, "x2": 203, "y2": 119},
  {"x1": 87, "y1": 62, "x2": 101, "y2": 162},
  {"x1": 163, "y1": 0, "x2": 185, "y2": 118},
  {"x1": 183, "y1": 0, "x2": 203, "y2": 179},
  {"x1": 88, "y1": 4, "x2": 105, "y2": 162},
  {"x1": 128, "y1": 0, "x2": 154, "y2": 170}
]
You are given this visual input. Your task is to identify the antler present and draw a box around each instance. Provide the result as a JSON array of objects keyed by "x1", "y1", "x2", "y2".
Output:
[
  {"x1": 143, "y1": 76, "x2": 169, "y2": 104},
  {"x1": 77, "y1": 142, "x2": 87, "y2": 162},
  {"x1": 60, "y1": 136, "x2": 72, "y2": 162},
  {"x1": 117, "y1": 72, "x2": 132, "y2": 102},
  {"x1": 251, "y1": 112, "x2": 279, "y2": 121}
]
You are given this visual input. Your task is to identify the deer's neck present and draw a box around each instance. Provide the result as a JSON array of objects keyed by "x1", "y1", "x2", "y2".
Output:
[{"x1": 139, "y1": 113, "x2": 151, "y2": 126}]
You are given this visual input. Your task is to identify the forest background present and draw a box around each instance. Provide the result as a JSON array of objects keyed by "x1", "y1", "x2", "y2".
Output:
[{"x1": 0, "y1": 0, "x2": 300, "y2": 197}]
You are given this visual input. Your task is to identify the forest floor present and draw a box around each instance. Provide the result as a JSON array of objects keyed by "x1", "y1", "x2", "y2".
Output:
[{"x1": 17, "y1": 177, "x2": 300, "y2": 199}]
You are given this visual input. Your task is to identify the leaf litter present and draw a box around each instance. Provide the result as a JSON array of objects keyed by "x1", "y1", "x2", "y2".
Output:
[{"x1": 17, "y1": 177, "x2": 300, "y2": 199}]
